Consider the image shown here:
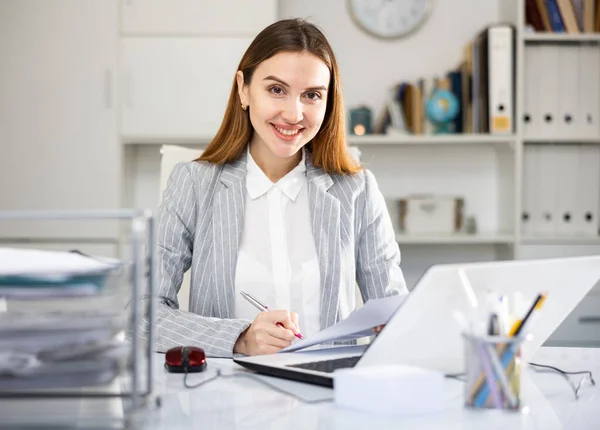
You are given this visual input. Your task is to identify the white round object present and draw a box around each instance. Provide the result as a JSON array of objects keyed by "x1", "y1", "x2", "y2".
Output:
[{"x1": 347, "y1": 0, "x2": 432, "y2": 39}]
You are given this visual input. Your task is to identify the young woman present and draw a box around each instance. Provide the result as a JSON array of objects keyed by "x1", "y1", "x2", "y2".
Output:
[{"x1": 155, "y1": 18, "x2": 407, "y2": 358}]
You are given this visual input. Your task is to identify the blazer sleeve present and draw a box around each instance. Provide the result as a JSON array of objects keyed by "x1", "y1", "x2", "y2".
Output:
[
  {"x1": 149, "y1": 162, "x2": 251, "y2": 358},
  {"x1": 355, "y1": 169, "x2": 408, "y2": 301}
]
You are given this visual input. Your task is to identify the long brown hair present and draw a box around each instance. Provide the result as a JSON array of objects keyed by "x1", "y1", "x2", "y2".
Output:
[{"x1": 199, "y1": 18, "x2": 361, "y2": 175}]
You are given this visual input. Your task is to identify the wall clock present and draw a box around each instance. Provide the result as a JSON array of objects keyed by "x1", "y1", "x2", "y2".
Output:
[{"x1": 347, "y1": 0, "x2": 432, "y2": 39}]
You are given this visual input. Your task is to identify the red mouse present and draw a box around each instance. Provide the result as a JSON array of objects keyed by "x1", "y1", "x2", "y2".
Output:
[{"x1": 164, "y1": 346, "x2": 207, "y2": 373}]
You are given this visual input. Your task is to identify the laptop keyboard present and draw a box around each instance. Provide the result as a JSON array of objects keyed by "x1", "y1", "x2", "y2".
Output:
[{"x1": 287, "y1": 355, "x2": 361, "y2": 373}]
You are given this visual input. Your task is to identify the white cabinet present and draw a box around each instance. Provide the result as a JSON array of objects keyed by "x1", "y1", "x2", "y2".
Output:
[
  {"x1": 121, "y1": 37, "x2": 251, "y2": 140},
  {"x1": 0, "y1": 0, "x2": 120, "y2": 240},
  {"x1": 121, "y1": 0, "x2": 277, "y2": 36}
]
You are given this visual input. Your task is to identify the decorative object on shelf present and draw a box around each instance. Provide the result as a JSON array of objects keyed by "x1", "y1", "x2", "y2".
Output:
[
  {"x1": 347, "y1": 0, "x2": 432, "y2": 40},
  {"x1": 425, "y1": 85, "x2": 460, "y2": 134},
  {"x1": 348, "y1": 105, "x2": 373, "y2": 135},
  {"x1": 398, "y1": 194, "x2": 464, "y2": 235},
  {"x1": 464, "y1": 216, "x2": 478, "y2": 234}
]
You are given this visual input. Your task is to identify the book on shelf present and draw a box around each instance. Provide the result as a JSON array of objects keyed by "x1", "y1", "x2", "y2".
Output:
[
  {"x1": 374, "y1": 24, "x2": 515, "y2": 137},
  {"x1": 525, "y1": 0, "x2": 600, "y2": 33}
]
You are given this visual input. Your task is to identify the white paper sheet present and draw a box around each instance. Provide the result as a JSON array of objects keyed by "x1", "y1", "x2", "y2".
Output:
[
  {"x1": 0, "y1": 247, "x2": 118, "y2": 279},
  {"x1": 280, "y1": 294, "x2": 407, "y2": 353}
]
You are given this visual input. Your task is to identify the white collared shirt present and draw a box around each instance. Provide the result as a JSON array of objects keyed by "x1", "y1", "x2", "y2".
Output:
[{"x1": 234, "y1": 147, "x2": 321, "y2": 338}]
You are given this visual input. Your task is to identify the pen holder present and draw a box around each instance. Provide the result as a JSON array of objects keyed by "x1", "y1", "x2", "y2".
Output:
[{"x1": 462, "y1": 333, "x2": 525, "y2": 410}]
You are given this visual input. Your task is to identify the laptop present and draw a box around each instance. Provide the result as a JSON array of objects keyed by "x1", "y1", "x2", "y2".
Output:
[{"x1": 234, "y1": 255, "x2": 600, "y2": 387}]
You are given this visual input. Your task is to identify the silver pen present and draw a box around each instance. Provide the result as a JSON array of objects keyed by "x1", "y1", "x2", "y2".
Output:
[{"x1": 239, "y1": 290, "x2": 303, "y2": 340}]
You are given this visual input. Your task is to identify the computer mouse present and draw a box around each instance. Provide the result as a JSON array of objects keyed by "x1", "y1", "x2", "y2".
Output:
[{"x1": 164, "y1": 346, "x2": 207, "y2": 373}]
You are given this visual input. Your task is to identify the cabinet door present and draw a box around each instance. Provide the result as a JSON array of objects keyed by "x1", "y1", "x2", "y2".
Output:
[
  {"x1": 121, "y1": 37, "x2": 250, "y2": 139},
  {"x1": 121, "y1": 0, "x2": 277, "y2": 36},
  {"x1": 0, "y1": 0, "x2": 120, "y2": 239}
]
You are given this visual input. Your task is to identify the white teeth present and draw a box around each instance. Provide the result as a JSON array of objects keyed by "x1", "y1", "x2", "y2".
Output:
[{"x1": 274, "y1": 125, "x2": 299, "y2": 136}]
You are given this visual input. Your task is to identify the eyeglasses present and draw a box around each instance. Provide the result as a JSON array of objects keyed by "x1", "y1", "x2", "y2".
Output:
[{"x1": 528, "y1": 362, "x2": 596, "y2": 400}]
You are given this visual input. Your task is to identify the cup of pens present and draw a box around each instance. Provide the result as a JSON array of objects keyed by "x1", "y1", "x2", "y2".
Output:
[{"x1": 463, "y1": 332, "x2": 525, "y2": 410}]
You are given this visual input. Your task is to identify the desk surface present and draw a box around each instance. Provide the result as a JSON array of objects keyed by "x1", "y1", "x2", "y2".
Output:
[{"x1": 147, "y1": 347, "x2": 600, "y2": 430}]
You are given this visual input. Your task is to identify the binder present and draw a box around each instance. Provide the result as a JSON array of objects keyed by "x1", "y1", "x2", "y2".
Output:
[
  {"x1": 422, "y1": 76, "x2": 436, "y2": 134},
  {"x1": 575, "y1": 145, "x2": 600, "y2": 237},
  {"x1": 522, "y1": 145, "x2": 537, "y2": 237},
  {"x1": 537, "y1": 45, "x2": 560, "y2": 138},
  {"x1": 557, "y1": 46, "x2": 579, "y2": 138},
  {"x1": 554, "y1": 145, "x2": 579, "y2": 236},
  {"x1": 533, "y1": 145, "x2": 558, "y2": 235},
  {"x1": 577, "y1": 45, "x2": 600, "y2": 138},
  {"x1": 523, "y1": 46, "x2": 542, "y2": 137},
  {"x1": 472, "y1": 36, "x2": 481, "y2": 133},
  {"x1": 486, "y1": 25, "x2": 515, "y2": 135}
]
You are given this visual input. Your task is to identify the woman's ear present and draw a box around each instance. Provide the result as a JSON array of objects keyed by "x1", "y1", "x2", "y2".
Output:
[{"x1": 236, "y1": 70, "x2": 248, "y2": 108}]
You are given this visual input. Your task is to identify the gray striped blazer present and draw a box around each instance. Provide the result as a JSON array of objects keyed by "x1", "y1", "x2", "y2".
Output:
[{"x1": 152, "y1": 148, "x2": 407, "y2": 357}]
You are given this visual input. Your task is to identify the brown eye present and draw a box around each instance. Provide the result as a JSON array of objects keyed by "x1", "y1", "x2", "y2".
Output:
[
  {"x1": 270, "y1": 86, "x2": 284, "y2": 95},
  {"x1": 306, "y1": 92, "x2": 321, "y2": 100}
]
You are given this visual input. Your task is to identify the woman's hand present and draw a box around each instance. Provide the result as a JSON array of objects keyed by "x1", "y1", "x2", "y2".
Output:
[{"x1": 234, "y1": 310, "x2": 300, "y2": 356}]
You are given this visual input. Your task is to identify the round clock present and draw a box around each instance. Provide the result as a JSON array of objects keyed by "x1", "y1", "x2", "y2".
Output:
[{"x1": 348, "y1": 0, "x2": 432, "y2": 39}]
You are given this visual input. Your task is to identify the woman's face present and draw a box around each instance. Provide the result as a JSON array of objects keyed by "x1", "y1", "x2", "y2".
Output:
[{"x1": 237, "y1": 51, "x2": 331, "y2": 160}]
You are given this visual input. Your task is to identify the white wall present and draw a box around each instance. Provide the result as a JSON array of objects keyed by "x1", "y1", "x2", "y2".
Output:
[{"x1": 278, "y1": 0, "x2": 501, "y2": 119}]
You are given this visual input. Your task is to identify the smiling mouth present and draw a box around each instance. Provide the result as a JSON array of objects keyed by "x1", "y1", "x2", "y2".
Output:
[{"x1": 272, "y1": 124, "x2": 302, "y2": 136}]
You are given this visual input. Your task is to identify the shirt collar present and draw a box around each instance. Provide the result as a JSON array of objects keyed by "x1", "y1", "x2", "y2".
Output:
[{"x1": 245, "y1": 146, "x2": 306, "y2": 201}]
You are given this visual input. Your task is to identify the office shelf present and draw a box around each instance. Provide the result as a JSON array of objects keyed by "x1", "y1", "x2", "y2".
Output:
[
  {"x1": 523, "y1": 33, "x2": 600, "y2": 43},
  {"x1": 395, "y1": 233, "x2": 515, "y2": 245},
  {"x1": 523, "y1": 137, "x2": 600, "y2": 144},
  {"x1": 348, "y1": 133, "x2": 516, "y2": 149},
  {"x1": 123, "y1": 135, "x2": 213, "y2": 145},
  {"x1": 521, "y1": 236, "x2": 600, "y2": 245}
]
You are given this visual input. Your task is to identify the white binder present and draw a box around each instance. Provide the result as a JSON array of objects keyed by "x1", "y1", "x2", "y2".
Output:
[
  {"x1": 523, "y1": 46, "x2": 541, "y2": 137},
  {"x1": 533, "y1": 145, "x2": 558, "y2": 236},
  {"x1": 557, "y1": 46, "x2": 579, "y2": 138},
  {"x1": 487, "y1": 25, "x2": 514, "y2": 135},
  {"x1": 577, "y1": 45, "x2": 600, "y2": 138},
  {"x1": 537, "y1": 45, "x2": 560, "y2": 138},
  {"x1": 521, "y1": 145, "x2": 537, "y2": 237},
  {"x1": 575, "y1": 145, "x2": 600, "y2": 237},
  {"x1": 554, "y1": 145, "x2": 579, "y2": 236}
]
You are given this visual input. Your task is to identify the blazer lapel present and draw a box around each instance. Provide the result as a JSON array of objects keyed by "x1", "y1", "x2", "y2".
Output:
[
  {"x1": 212, "y1": 152, "x2": 247, "y2": 319},
  {"x1": 306, "y1": 156, "x2": 342, "y2": 331}
]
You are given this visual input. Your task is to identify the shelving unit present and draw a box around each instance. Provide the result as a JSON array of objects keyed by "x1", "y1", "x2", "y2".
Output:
[
  {"x1": 347, "y1": 133, "x2": 516, "y2": 148},
  {"x1": 394, "y1": 233, "x2": 515, "y2": 245},
  {"x1": 522, "y1": 32, "x2": 600, "y2": 43}
]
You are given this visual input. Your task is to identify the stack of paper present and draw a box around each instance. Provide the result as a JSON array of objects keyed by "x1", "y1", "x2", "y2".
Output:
[
  {"x1": 0, "y1": 247, "x2": 130, "y2": 390},
  {"x1": 0, "y1": 247, "x2": 120, "y2": 299}
]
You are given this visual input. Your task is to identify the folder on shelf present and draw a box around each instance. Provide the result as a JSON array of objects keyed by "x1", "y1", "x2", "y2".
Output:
[
  {"x1": 485, "y1": 25, "x2": 515, "y2": 135},
  {"x1": 557, "y1": 46, "x2": 579, "y2": 138},
  {"x1": 522, "y1": 145, "x2": 538, "y2": 237},
  {"x1": 537, "y1": 45, "x2": 560, "y2": 138},
  {"x1": 533, "y1": 145, "x2": 558, "y2": 236},
  {"x1": 575, "y1": 145, "x2": 600, "y2": 237},
  {"x1": 577, "y1": 45, "x2": 600, "y2": 138},
  {"x1": 523, "y1": 46, "x2": 542, "y2": 137},
  {"x1": 554, "y1": 145, "x2": 580, "y2": 236}
]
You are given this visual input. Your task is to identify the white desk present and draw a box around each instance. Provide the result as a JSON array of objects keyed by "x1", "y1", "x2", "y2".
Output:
[{"x1": 145, "y1": 347, "x2": 600, "y2": 430}]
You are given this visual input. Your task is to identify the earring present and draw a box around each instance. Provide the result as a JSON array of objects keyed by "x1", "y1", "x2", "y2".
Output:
[{"x1": 241, "y1": 102, "x2": 247, "y2": 110}]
